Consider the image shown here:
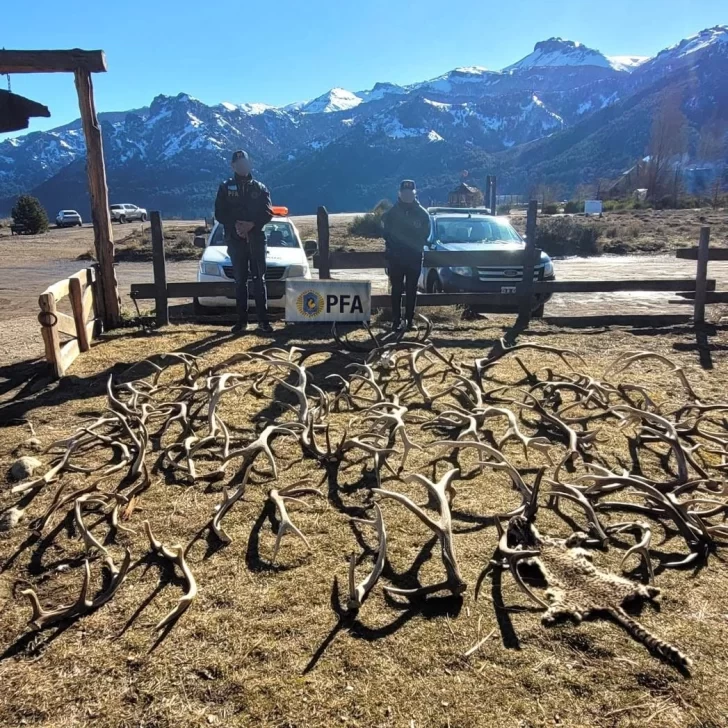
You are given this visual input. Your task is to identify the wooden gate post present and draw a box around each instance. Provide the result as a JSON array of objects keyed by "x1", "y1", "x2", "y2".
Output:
[
  {"x1": 74, "y1": 67, "x2": 120, "y2": 329},
  {"x1": 150, "y1": 211, "x2": 169, "y2": 326},
  {"x1": 516, "y1": 200, "x2": 539, "y2": 326},
  {"x1": 317, "y1": 206, "x2": 331, "y2": 280},
  {"x1": 694, "y1": 226, "x2": 711, "y2": 325},
  {"x1": 485, "y1": 176, "x2": 492, "y2": 211},
  {"x1": 490, "y1": 175, "x2": 497, "y2": 215}
]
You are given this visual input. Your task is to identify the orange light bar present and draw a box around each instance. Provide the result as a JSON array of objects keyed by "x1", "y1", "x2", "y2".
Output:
[{"x1": 271, "y1": 206, "x2": 289, "y2": 216}]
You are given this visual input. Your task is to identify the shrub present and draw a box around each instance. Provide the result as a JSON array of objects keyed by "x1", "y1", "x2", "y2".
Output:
[
  {"x1": 542, "y1": 203, "x2": 560, "y2": 215},
  {"x1": 534, "y1": 216, "x2": 602, "y2": 257},
  {"x1": 348, "y1": 199, "x2": 392, "y2": 239},
  {"x1": 563, "y1": 200, "x2": 580, "y2": 214},
  {"x1": 497, "y1": 204, "x2": 511, "y2": 215},
  {"x1": 11, "y1": 194, "x2": 49, "y2": 234}
]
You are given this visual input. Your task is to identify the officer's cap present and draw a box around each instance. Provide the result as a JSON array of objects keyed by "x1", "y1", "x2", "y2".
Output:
[
  {"x1": 400, "y1": 180, "x2": 416, "y2": 191},
  {"x1": 231, "y1": 150, "x2": 250, "y2": 162}
]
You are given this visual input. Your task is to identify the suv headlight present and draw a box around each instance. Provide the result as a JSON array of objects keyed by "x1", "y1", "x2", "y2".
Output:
[
  {"x1": 543, "y1": 260, "x2": 554, "y2": 278},
  {"x1": 286, "y1": 264, "x2": 309, "y2": 278},
  {"x1": 201, "y1": 262, "x2": 221, "y2": 276},
  {"x1": 452, "y1": 266, "x2": 474, "y2": 277}
]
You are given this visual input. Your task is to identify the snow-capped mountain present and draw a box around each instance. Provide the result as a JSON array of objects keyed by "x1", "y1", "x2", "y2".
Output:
[{"x1": 1, "y1": 25, "x2": 726, "y2": 216}]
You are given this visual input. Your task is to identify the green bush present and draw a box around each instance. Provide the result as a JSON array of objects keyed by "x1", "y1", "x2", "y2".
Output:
[
  {"x1": 11, "y1": 194, "x2": 49, "y2": 234},
  {"x1": 497, "y1": 204, "x2": 511, "y2": 215},
  {"x1": 534, "y1": 216, "x2": 602, "y2": 257},
  {"x1": 563, "y1": 200, "x2": 580, "y2": 214},
  {"x1": 542, "y1": 203, "x2": 560, "y2": 215},
  {"x1": 348, "y1": 199, "x2": 392, "y2": 239},
  {"x1": 349, "y1": 212, "x2": 384, "y2": 238}
]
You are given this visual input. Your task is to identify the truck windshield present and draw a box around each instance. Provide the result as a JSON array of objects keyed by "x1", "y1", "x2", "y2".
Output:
[
  {"x1": 210, "y1": 222, "x2": 299, "y2": 247},
  {"x1": 435, "y1": 218, "x2": 522, "y2": 244}
]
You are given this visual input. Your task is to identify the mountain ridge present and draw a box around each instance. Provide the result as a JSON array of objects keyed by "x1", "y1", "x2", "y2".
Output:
[{"x1": 1, "y1": 25, "x2": 726, "y2": 216}]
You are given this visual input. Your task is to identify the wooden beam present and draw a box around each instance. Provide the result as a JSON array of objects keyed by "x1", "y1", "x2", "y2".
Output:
[
  {"x1": 69, "y1": 276, "x2": 90, "y2": 351},
  {"x1": 54, "y1": 311, "x2": 79, "y2": 339},
  {"x1": 317, "y1": 206, "x2": 331, "y2": 279},
  {"x1": 675, "y1": 246, "x2": 728, "y2": 261},
  {"x1": 694, "y1": 226, "x2": 711, "y2": 325},
  {"x1": 59, "y1": 339, "x2": 81, "y2": 374},
  {"x1": 516, "y1": 200, "x2": 539, "y2": 326},
  {"x1": 38, "y1": 292, "x2": 63, "y2": 378},
  {"x1": 129, "y1": 278, "x2": 713, "y2": 302},
  {"x1": 150, "y1": 212, "x2": 169, "y2": 326},
  {"x1": 74, "y1": 68, "x2": 120, "y2": 328},
  {"x1": 0, "y1": 49, "x2": 107, "y2": 74}
]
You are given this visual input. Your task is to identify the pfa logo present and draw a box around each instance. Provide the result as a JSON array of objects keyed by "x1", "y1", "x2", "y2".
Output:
[{"x1": 296, "y1": 290, "x2": 324, "y2": 319}]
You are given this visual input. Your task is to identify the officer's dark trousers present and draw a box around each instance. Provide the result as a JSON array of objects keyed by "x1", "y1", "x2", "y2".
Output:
[
  {"x1": 388, "y1": 257, "x2": 420, "y2": 325},
  {"x1": 228, "y1": 239, "x2": 268, "y2": 323}
]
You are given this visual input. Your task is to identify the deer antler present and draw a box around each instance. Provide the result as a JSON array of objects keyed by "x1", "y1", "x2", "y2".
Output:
[
  {"x1": 144, "y1": 521, "x2": 197, "y2": 630},
  {"x1": 603, "y1": 351, "x2": 699, "y2": 401},
  {"x1": 268, "y1": 481, "x2": 324, "y2": 564},
  {"x1": 373, "y1": 469, "x2": 465, "y2": 597},
  {"x1": 22, "y1": 549, "x2": 131, "y2": 630},
  {"x1": 607, "y1": 521, "x2": 655, "y2": 582},
  {"x1": 347, "y1": 503, "x2": 388, "y2": 612}
]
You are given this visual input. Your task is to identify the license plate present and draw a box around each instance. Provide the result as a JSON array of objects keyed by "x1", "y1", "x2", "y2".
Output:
[{"x1": 501, "y1": 286, "x2": 517, "y2": 294}]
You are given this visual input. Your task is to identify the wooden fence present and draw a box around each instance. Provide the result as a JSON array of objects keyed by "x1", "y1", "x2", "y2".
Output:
[
  {"x1": 129, "y1": 205, "x2": 723, "y2": 329},
  {"x1": 38, "y1": 266, "x2": 99, "y2": 377}
]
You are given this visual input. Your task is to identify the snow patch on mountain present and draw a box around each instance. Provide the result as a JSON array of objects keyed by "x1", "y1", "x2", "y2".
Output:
[
  {"x1": 505, "y1": 38, "x2": 619, "y2": 71},
  {"x1": 300, "y1": 88, "x2": 362, "y2": 114},
  {"x1": 608, "y1": 55, "x2": 648, "y2": 72}
]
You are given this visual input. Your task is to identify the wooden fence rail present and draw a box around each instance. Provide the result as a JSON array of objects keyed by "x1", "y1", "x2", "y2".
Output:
[
  {"x1": 38, "y1": 266, "x2": 99, "y2": 378},
  {"x1": 130, "y1": 210, "x2": 724, "y2": 329}
]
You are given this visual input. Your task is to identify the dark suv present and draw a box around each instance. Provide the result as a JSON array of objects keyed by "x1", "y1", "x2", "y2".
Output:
[{"x1": 421, "y1": 208, "x2": 555, "y2": 314}]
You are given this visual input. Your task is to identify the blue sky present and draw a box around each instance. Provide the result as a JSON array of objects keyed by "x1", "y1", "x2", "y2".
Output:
[{"x1": 2, "y1": 0, "x2": 726, "y2": 139}]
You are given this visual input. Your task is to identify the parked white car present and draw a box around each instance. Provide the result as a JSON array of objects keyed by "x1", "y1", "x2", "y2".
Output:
[
  {"x1": 195, "y1": 212, "x2": 317, "y2": 312},
  {"x1": 55, "y1": 209, "x2": 83, "y2": 227},
  {"x1": 110, "y1": 203, "x2": 147, "y2": 223}
]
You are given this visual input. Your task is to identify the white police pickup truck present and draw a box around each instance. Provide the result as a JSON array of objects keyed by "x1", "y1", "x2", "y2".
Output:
[
  {"x1": 421, "y1": 208, "x2": 555, "y2": 315},
  {"x1": 194, "y1": 207, "x2": 317, "y2": 313}
]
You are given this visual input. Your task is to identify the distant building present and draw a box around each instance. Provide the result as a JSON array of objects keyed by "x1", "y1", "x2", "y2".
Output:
[{"x1": 448, "y1": 182, "x2": 484, "y2": 207}]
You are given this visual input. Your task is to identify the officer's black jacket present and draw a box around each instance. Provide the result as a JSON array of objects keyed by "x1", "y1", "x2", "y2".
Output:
[
  {"x1": 214, "y1": 173, "x2": 273, "y2": 244},
  {"x1": 381, "y1": 200, "x2": 431, "y2": 261}
]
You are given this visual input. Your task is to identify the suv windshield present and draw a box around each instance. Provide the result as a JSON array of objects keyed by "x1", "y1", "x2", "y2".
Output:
[
  {"x1": 210, "y1": 222, "x2": 299, "y2": 248},
  {"x1": 434, "y1": 217, "x2": 522, "y2": 244}
]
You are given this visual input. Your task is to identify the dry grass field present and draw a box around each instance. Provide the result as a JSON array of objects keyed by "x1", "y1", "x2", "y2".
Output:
[{"x1": 1, "y1": 315, "x2": 727, "y2": 728}]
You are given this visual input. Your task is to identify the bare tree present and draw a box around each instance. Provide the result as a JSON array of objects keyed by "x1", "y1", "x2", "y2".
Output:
[{"x1": 645, "y1": 89, "x2": 688, "y2": 201}]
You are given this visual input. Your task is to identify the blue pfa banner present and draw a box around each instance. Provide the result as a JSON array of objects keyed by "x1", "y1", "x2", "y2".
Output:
[{"x1": 285, "y1": 280, "x2": 371, "y2": 323}]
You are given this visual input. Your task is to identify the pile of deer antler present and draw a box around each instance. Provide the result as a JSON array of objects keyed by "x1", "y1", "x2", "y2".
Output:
[{"x1": 3, "y1": 316, "x2": 727, "y2": 668}]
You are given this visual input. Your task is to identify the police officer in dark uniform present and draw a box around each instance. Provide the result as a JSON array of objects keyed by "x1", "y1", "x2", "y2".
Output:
[
  {"x1": 214, "y1": 150, "x2": 274, "y2": 334},
  {"x1": 381, "y1": 180, "x2": 430, "y2": 329}
]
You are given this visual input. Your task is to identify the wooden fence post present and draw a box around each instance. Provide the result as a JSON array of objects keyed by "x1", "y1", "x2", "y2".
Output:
[
  {"x1": 74, "y1": 67, "x2": 120, "y2": 329},
  {"x1": 39, "y1": 292, "x2": 63, "y2": 378},
  {"x1": 150, "y1": 211, "x2": 169, "y2": 326},
  {"x1": 484, "y1": 176, "x2": 492, "y2": 210},
  {"x1": 694, "y1": 226, "x2": 711, "y2": 325},
  {"x1": 317, "y1": 206, "x2": 331, "y2": 280},
  {"x1": 491, "y1": 175, "x2": 497, "y2": 215},
  {"x1": 69, "y1": 275, "x2": 90, "y2": 352},
  {"x1": 516, "y1": 200, "x2": 539, "y2": 326}
]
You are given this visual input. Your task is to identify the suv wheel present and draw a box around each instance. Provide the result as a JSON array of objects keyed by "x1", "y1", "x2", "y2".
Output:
[
  {"x1": 532, "y1": 304, "x2": 545, "y2": 318},
  {"x1": 119, "y1": 215, "x2": 126, "y2": 224},
  {"x1": 140, "y1": 213, "x2": 147, "y2": 222},
  {"x1": 427, "y1": 272, "x2": 443, "y2": 294}
]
